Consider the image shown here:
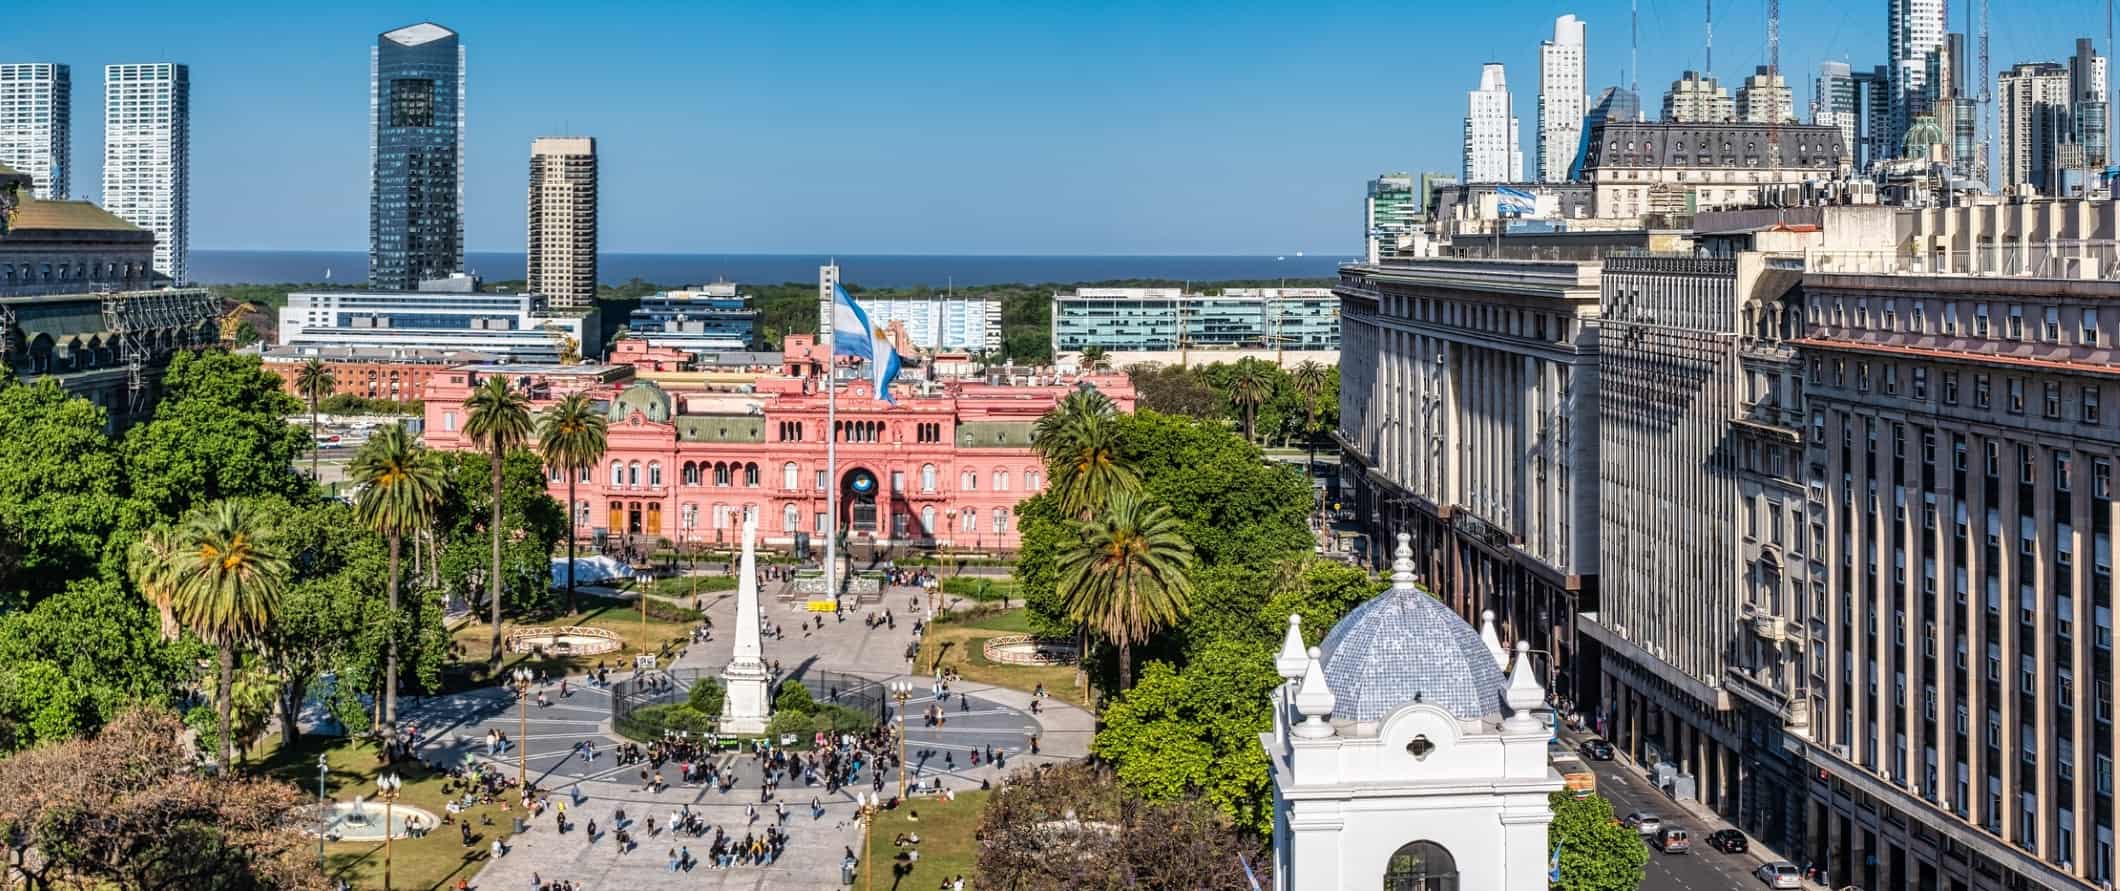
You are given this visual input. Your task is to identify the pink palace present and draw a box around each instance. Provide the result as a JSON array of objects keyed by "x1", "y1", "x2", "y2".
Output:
[{"x1": 421, "y1": 335, "x2": 1135, "y2": 553}]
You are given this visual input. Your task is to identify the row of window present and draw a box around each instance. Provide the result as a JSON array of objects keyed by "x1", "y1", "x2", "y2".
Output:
[
  {"x1": 589, "y1": 500, "x2": 1015, "y2": 536},
  {"x1": 1812, "y1": 357, "x2": 2106, "y2": 426},
  {"x1": 1814, "y1": 295, "x2": 2105, "y2": 348},
  {"x1": 564, "y1": 460, "x2": 1044, "y2": 494}
]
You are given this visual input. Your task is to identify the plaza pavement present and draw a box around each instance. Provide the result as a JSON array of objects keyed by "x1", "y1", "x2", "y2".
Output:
[{"x1": 400, "y1": 582, "x2": 1090, "y2": 890}]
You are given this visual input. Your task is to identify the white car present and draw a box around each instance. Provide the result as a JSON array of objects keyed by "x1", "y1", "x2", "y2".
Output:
[{"x1": 1754, "y1": 860, "x2": 1801, "y2": 889}]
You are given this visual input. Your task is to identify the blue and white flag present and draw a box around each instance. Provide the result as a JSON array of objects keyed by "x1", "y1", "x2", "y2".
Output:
[
  {"x1": 1495, "y1": 185, "x2": 1538, "y2": 216},
  {"x1": 831, "y1": 283, "x2": 903, "y2": 403}
]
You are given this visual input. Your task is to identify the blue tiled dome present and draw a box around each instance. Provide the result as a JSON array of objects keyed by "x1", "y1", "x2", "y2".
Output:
[{"x1": 1318, "y1": 536, "x2": 1507, "y2": 722}]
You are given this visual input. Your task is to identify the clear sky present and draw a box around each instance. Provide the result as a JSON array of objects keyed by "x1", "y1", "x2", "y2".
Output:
[{"x1": 10, "y1": 0, "x2": 2105, "y2": 254}]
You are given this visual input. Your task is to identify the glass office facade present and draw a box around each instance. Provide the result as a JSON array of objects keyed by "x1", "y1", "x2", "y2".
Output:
[{"x1": 369, "y1": 23, "x2": 463, "y2": 291}]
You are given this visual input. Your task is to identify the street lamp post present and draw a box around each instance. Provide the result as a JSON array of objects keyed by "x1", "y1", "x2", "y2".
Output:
[
  {"x1": 511, "y1": 667, "x2": 533, "y2": 789},
  {"x1": 887, "y1": 679, "x2": 914, "y2": 801},
  {"x1": 315, "y1": 754, "x2": 328, "y2": 868},
  {"x1": 857, "y1": 791, "x2": 879, "y2": 891},
  {"x1": 377, "y1": 772, "x2": 403, "y2": 891}
]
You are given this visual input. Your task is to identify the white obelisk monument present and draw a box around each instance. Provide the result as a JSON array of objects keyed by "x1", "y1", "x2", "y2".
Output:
[{"x1": 720, "y1": 517, "x2": 772, "y2": 734}]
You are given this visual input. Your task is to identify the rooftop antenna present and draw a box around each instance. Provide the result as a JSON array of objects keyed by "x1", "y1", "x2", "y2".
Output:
[
  {"x1": 1979, "y1": 0, "x2": 1991, "y2": 186},
  {"x1": 1705, "y1": 0, "x2": 1713, "y2": 75},
  {"x1": 1631, "y1": 0, "x2": 1640, "y2": 93},
  {"x1": 1767, "y1": 0, "x2": 1781, "y2": 169}
]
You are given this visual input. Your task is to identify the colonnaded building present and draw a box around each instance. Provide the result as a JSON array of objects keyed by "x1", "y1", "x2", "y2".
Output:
[{"x1": 422, "y1": 334, "x2": 1135, "y2": 554}]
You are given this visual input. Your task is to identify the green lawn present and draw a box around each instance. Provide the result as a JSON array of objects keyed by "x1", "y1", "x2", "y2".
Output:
[
  {"x1": 917, "y1": 608, "x2": 1083, "y2": 704},
  {"x1": 443, "y1": 597, "x2": 694, "y2": 691},
  {"x1": 865, "y1": 790, "x2": 989, "y2": 890}
]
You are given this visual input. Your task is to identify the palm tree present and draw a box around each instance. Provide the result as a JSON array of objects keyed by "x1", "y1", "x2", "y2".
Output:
[
  {"x1": 537, "y1": 392, "x2": 608, "y2": 613},
  {"x1": 1290, "y1": 359, "x2": 1328, "y2": 463},
  {"x1": 126, "y1": 525, "x2": 185, "y2": 642},
  {"x1": 1058, "y1": 491, "x2": 1195, "y2": 691},
  {"x1": 1079, "y1": 345, "x2": 1109, "y2": 371},
  {"x1": 1227, "y1": 360, "x2": 1275, "y2": 443},
  {"x1": 293, "y1": 358, "x2": 335, "y2": 481},
  {"x1": 350, "y1": 423, "x2": 445, "y2": 729},
  {"x1": 1033, "y1": 388, "x2": 1138, "y2": 518},
  {"x1": 170, "y1": 499, "x2": 289, "y2": 771},
  {"x1": 463, "y1": 374, "x2": 535, "y2": 668}
]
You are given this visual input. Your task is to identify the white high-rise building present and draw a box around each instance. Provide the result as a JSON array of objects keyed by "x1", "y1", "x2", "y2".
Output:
[
  {"x1": 1735, "y1": 65, "x2": 1796, "y2": 123},
  {"x1": 1887, "y1": 0, "x2": 1947, "y2": 149},
  {"x1": 1998, "y1": 62, "x2": 2072, "y2": 194},
  {"x1": 1464, "y1": 63, "x2": 1523, "y2": 184},
  {"x1": 527, "y1": 136, "x2": 598, "y2": 310},
  {"x1": 1538, "y1": 15, "x2": 1588, "y2": 182},
  {"x1": 0, "y1": 63, "x2": 68, "y2": 199},
  {"x1": 103, "y1": 63, "x2": 188, "y2": 284}
]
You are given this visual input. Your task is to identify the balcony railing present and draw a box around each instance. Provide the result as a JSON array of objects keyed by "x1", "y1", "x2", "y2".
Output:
[{"x1": 1806, "y1": 241, "x2": 2120, "y2": 280}]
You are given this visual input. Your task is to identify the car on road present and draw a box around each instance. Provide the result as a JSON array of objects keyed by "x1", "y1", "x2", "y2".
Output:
[
  {"x1": 1705, "y1": 829, "x2": 1749, "y2": 853},
  {"x1": 1653, "y1": 827, "x2": 1691, "y2": 854},
  {"x1": 1578, "y1": 738, "x2": 1615, "y2": 760},
  {"x1": 1754, "y1": 860, "x2": 1802, "y2": 888},
  {"x1": 1621, "y1": 811, "x2": 1662, "y2": 835}
]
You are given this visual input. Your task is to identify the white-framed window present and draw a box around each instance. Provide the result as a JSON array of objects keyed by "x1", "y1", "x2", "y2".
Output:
[
  {"x1": 920, "y1": 464, "x2": 937, "y2": 492},
  {"x1": 627, "y1": 462, "x2": 641, "y2": 486},
  {"x1": 921, "y1": 506, "x2": 936, "y2": 534},
  {"x1": 962, "y1": 471, "x2": 977, "y2": 491},
  {"x1": 960, "y1": 508, "x2": 977, "y2": 532},
  {"x1": 1025, "y1": 469, "x2": 1041, "y2": 490},
  {"x1": 681, "y1": 503, "x2": 697, "y2": 530},
  {"x1": 784, "y1": 462, "x2": 800, "y2": 490},
  {"x1": 994, "y1": 470, "x2": 1010, "y2": 491},
  {"x1": 991, "y1": 507, "x2": 1009, "y2": 534},
  {"x1": 648, "y1": 461, "x2": 662, "y2": 486},
  {"x1": 783, "y1": 503, "x2": 799, "y2": 532},
  {"x1": 610, "y1": 461, "x2": 623, "y2": 486}
]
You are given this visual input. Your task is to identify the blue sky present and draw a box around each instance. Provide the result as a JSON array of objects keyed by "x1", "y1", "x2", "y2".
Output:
[{"x1": 10, "y1": 0, "x2": 2105, "y2": 254}]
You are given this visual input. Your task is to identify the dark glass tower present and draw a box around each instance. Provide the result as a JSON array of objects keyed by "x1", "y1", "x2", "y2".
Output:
[{"x1": 369, "y1": 22, "x2": 462, "y2": 291}]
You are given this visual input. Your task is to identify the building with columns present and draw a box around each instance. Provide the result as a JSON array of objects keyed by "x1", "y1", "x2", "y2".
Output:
[
  {"x1": 1334, "y1": 253, "x2": 1603, "y2": 710},
  {"x1": 1264, "y1": 533, "x2": 1560, "y2": 891}
]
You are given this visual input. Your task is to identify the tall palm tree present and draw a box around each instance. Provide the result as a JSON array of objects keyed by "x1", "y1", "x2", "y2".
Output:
[
  {"x1": 1290, "y1": 359, "x2": 1328, "y2": 462},
  {"x1": 463, "y1": 374, "x2": 535, "y2": 668},
  {"x1": 293, "y1": 358, "x2": 335, "y2": 481},
  {"x1": 537, "y1": 392, "x2": 608, "y2": 613},
  {"x1": 1058, "y1": 491, "x2": 1195, "y2": 691},
  {"x1": 170, "y1": 499, "x2": 288, "y2": 771},
  {"x1": 1079, "y1": 345, "x2": 1109, "y2": 371},
  {"x1": 1033, "y1": 388, "x2": 1138, "y2": 518},
  {"x1": 350, "y1": 423, "x2": 445, "y2": 730},
  {"x1": 1227, "y1": 360, "x2": 1275, "y2": 443},
  {"x1": 126, "y1": 525, "x2": 185, "y2": 642}
]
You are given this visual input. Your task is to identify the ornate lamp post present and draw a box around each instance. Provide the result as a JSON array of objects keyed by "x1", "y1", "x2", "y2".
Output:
[
  {"x1": 377, "y1": 771, "x2": 403, "y2": 891},
  {"x1": 511, "y1": 667, "x2": 533, "y2": 788},
  {"x1": 888, "y1": 679, "x2": 914, "y2": 801},
  {"x1": 856, "y1": 790, "x2": 879, "y2": 891}
]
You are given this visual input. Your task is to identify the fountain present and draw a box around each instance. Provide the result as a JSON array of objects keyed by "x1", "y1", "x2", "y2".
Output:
[
  {"x1": 504, "y1": 625, "x2": 622, "y2": 656},
  {"x1": 306, "y1": 796, "x2": 437, "y2": 842}
]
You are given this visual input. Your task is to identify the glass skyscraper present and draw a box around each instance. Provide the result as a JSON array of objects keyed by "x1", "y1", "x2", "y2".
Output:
[{"x1": 369, "y1": 22, "x2": 463, "y2": 291}]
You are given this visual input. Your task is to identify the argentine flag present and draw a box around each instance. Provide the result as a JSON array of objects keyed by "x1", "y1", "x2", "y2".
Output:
[{"x1": 831, "y1": 283, "x2": 903, "y2": 403}]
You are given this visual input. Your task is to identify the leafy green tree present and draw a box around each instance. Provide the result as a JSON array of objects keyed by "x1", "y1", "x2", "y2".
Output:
[
  {"x1": 0, "y1": 579, "x2": 197, "y2": 752},
  {"x1": 687, "y1": 677, "x2": 725, "y2": 718},
  {"x1": 1092, "y1": 640, "x2": 1277, "y2": 832},
  {"x1": 974, "y1": 760, "x2": 1269, "y2": 891},
  {"x1": 1549, "y1": 791, "x2": 1649, "y2": 891},
  {"x1": 1059, "y1": 491, "x2": 1194, "y2": 691},
  {"x1": 121, "y1": 351, "x2": 308, "y2": 523},
  {"x1": 1290, "y1": 359, "x2": 1328, "y2": 460},
  {"x1": 1225, "y1": 359, "x2": 1275, "y2": 442},
  {"x1": 1078, "y1": 345, "x2": 1109, "y2": 370},
  {"x1": 126, "y1": 526, "x2": 185, "y2": 642},
  {"x1": 1114, "y1": 410, "x2": 1312, "y2": 569},
  {"x1": 462, "y1": 374, "x2": 535, "y2": 667},
  {"x1": 0, "y1": 379, "x2": 125, "y2": 601},
  {"x1": 537, "y1": 392, "x2": 608, "y2": 612},
  {"x1": 773, "y1": 681, "x2": 816, "y2": 715},
  {"x1": 291, "y1": 357, "x2": 335, "y2": 480},
  {"x1": 255, "y1": 497, "x2": 388, "y2": 745},
  {"x1": 1124, "y1": 363, "x2": 1223, "y2": 419},
  {"x1": 1033, "y1": 387, "x2": 1138, "y2": 518},
  {"x1": 349, "y1": 423, "x2": 445, "y2": 729},
  {"x1": 170, "y1": 499, "x2": 289, "y2": 769},
  {"x1": 434, "y1": 450, "x2": 568, "y2": 619}
]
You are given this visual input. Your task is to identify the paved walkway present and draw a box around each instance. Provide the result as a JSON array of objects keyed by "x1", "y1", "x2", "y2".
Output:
[{"x1": 409, "y1": 583, "x2": 1090, "y2": 890}]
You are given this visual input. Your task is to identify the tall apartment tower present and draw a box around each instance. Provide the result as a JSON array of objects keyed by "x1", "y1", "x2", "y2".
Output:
[
  {"x1": 2070, "y1": 37, "x2": 2109, "y2": 169},
  {"x1": 526, "y1": 137, "x2": 597, "y2": 309},
  {"x1": 1364, "y1": 172, "x2": 1418, "y2": 263},
  {"x1": 370, "y1": 23, "x2": 464, "y2": 291},
  {"x1": 0, "y1": 63, "x2": 68, "y2": 199},
  {"x1": 1538, "y1": 15, "x2": 1588, "y2": 183},
  {"x1": 1662, "y1": 71, "x2": 1735, "y2": 122},
  {"x1": 1887, "y1": 0, "x2": 1947, "y2": 151},
  {"x1": 1998, "y1": 62, "x2": 2072, "y2": 195},
  {"x1": 1814, "y1": 61, "x2": 1860, "y2": 148},
  {"x1": 1463, "y1": 63, "x2": 1523, "y2": 184},
  {"x1": 1925, "y1": 33, "x2": 1985, "y2": 179},
  {"x1": 103, "y1": 63, "x2": 188, "y2": 284},
  {"x1": 1736, "y1": 66, "x2": 1796, "y2": 123}
]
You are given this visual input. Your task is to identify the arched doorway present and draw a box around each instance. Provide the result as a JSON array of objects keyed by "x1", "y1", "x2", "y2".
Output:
[
  {"x1": 841, "y1": 468, "x2": 880, "y2": 533},
  {"x1": 1383, "y1": 840, "x2": 1457, "y2": 891}
]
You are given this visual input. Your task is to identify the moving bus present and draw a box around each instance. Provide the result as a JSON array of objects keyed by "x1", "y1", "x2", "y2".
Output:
[{"x1": 1549, "y1": 740, "x2": 1597, "y2": 799}]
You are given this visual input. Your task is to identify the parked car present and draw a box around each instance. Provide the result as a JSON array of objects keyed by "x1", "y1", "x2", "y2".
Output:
[
  {"x1": 1705, "y1": 829, "x2": 1748, "y2": 853},
  {"x1": 1578, "y1": 738, "x2": 1615, "y2": 760},
  {"x1": 1620, "y1": 811, "x2": 1663, "y2": 835},
  {"x1": 1754, "y1": 860, "x2": 1802, "y2": 889},
  {"x1": 1654, "y1": 827, "x2": 1691, "y2": 854}
]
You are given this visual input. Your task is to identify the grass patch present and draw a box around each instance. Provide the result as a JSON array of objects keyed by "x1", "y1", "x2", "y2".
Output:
[
  {"x1": 939, "y1": 576, "x2": 1019, "y2": 602},
  {"x1": 640, "y1": 574, "x2": 738, "y2": 598},
  {"x1": 444, "y1": 599, "x2": 694, "y2": 691},
  {"x1": 917, "y1": 608, "x2": 1084, "y2": 705},
  {"x1": 865, "y1": 789, "x2": 989, "y2": 890},
  {"x1": 251, "y1": 734, "x2": 524, "y2": 891}
]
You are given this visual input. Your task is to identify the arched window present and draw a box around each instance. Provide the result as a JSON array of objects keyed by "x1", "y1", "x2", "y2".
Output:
[
  {"x1": 579, "y1": 466, "x2": 592, "y2": 484},
  {"x1": 1025, "y1": 468, "x2": 1041, "y2": 490},
  {"x1": 715, "y1": 462, "x2": 731, "y2": 486},
  {"x1": 742, "y1": 503, "x2": 758, "y2": 524},
  {"x1": 993, "y1": 469, "x2": 1009, "y2": 491},
  {"x1": 920, "y1": 464, "x2": 937, "y2": 492},
  {"x1": 783, "y1": 503, "x2": 800, "y2": 531},
  {"x1": 962, "y1": 470, "x2": 977, "y2": 491},
  {"x1": 681, "y1": 503, "x2": 698, "y2": 530},
  {"x1": 683, "y1": 462, "x2": 700, "y2": 486},
  {"x1": 627, "y1": 462, "x2": 641, "y2": 486},
  {"x1": 713, "y1": 503, "x2": 731, "y2": 530},
  {"x1": 744, "y1": 462, "x2": 760, "y2": 487},
  {"x1": 648, "y1": 461, "x2": 662, "y2": 486},
  {"x1": 576, "y1": 500, "x2": 591, "y2": 527},
  {"x1": 784, "y1": 462, "x2": 800, "y2": 490},
  {"x1": 1383, "y1": 841, "x2": 1458, "y2": 891},
  {"x1": 991, "y1": 507, "x2": 1009, "y2": 534},
  {"x1": 921, "y1": 506, "x2": 936, "y2": 535},
  {"x1": 610, "y1": 461, "x2": 623, "y2": 486},
  {"x1": 960, "y1": 508, "x2": 977, "y2": 532}
]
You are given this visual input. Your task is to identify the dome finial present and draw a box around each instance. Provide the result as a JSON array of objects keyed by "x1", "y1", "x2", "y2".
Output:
[
  {"x1": 1390, "y1": 533, "x2": 1416, "y2": 592},
  {"x1": 1274, "y1": 614, "x2": 1308, "y2": 681},
  {"x1": 1479, "y1": 610, "x2": 1507, "y2": 670},
  {"x1": 1503, "y1": 640, "x2": 1547, "y2": 731},
  {"x1": 1293, "y1": 646, "x2": 1337, "y2": 738}
]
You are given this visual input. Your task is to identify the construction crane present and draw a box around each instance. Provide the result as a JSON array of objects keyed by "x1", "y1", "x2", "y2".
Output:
[{"x1": 218, "y1": 301, "x2": 258, "y2": 346}]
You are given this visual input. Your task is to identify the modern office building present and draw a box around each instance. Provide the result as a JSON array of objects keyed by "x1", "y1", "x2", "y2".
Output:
[
  {"x1": 527, "y1": 136, "x2": 596, "y2": 309},
  {"x1": 1334, "y1": 253, "x2": 1604, "y2": 709},
  {"x1": 1464, "y1": 63, "x2": 1523, "y2": 184},
  {"x1": 1737, "y1": 66, "x2": 1797, "y2": 124},
  {"x1": 1998, "y1": 62, "x2": 2073, "y2": 195},
  {"x1": 2070, "y1": 38, "x2": 2109, "y2": 171},
  {"x1": 278, "y1": 278, "x2": 598, "y2": 363},
  {"x1": 1815, "y1": 62, "x2": 1861, "y2": 149},
  {"x1": 852, "y1": 295, "x2": 1002, "y2": 354},
  {"x1": 1791, "y1": 199, "x2": 2120, "y2": 891},
  {"x1": 370, "y1": 22, "x2": 464, "y2": 291},
  {"x1": 627, "y1": 283, "x2": 760, "y2": 353},
  {"x1": 1050, "y1": 287, "x2": 1339, "y2": 357},
  {"x1": 1579, "y1": 120, "x2": 1852, "y2": 219},
  {"x1": 1855, "y1": 65, "x2": 1897, "y2": 171},
  {"x1": 1568, "y1": 87, "x2": 1641, "y2": 181},
  {"x1": 1888, "y1": 0, "x2": 1948, "y2": 152},
  {"x1": 1662, "y1": 70, "x2": 1735, "y2": 123},
  {"x1": 1925, "y1": 33, "x2": 1985, "y2": 182},
  {"x1": 1366, "y1": 172, "x2": 1419, "y2": 262},
  {"x1": 1538, "y1": 15, "x2": 1588, "y2": 183},
  {"x1": 0, "y1": 63, "x2": 67, "y2": 200},
  {"x1": 102, "y1": 63, "x2": 187, "y2": 285}
]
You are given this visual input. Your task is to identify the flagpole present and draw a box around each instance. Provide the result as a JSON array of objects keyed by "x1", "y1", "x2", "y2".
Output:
[{"x1": 826, "y1": 311, "x2": 837, "y2": 605}]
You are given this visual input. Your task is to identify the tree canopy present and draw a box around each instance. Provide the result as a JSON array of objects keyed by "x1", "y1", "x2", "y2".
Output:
[
  {"x1": 974, "y1": 761, "x2": 1269, "y2": 891},
  {"x1": 1548, "y1": 792, "x2": 1650, "y2": 891}
]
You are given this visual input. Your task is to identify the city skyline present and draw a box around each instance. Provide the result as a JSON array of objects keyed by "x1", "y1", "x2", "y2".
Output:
[{"x1": 5, "y1": 0, "x2": 2114, "y2": 256}]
